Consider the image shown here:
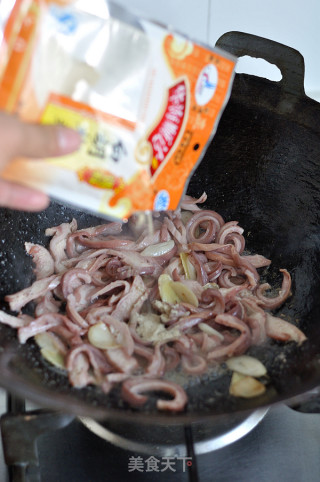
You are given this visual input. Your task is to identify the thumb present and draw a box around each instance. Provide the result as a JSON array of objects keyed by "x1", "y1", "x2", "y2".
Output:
[
  {"x1": 0, "y1": 179, "x2": 49, "y2": 211},
  {"x1": 0, "y1": 113, "x2": 81, "y2": 163}
]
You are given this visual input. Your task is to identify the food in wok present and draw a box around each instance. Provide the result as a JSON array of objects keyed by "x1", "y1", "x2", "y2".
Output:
[{"x1": 0, "y1": 193, "x2": 306, "y2": 411}]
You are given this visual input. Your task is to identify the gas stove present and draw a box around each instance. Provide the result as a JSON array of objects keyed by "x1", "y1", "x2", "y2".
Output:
[{"x1": 0, "y1": 391, "x2": 320, "y2": 482}]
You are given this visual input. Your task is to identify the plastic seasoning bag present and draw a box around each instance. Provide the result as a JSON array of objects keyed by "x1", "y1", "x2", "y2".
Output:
[{"x1": 0, "y1": 0, "x2": 236, "y2": 220}]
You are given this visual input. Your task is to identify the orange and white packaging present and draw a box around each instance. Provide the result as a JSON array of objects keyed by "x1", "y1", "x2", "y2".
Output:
[{"x1": 0, "y1": 0, "x2": 236, "y2": 220}]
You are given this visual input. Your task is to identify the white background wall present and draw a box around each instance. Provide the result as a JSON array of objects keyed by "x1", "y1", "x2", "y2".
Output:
[{"x1": 114, "y1": 0, "x2": 320, "y2": 101}]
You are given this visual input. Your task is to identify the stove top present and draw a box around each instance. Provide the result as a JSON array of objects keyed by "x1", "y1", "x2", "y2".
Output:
[{"x1": 1, "y1": 393, "x2": 320, "y2": 482}]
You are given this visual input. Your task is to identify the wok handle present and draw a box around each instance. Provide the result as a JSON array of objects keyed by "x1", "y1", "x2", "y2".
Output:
[{"x1": 216, "y1": 31, "x2": 305, "y2": 97}]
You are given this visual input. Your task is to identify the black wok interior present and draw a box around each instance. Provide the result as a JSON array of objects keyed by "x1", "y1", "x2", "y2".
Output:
[{"x1": 0, "y1": 33, "x2": 319, "y2": 424}]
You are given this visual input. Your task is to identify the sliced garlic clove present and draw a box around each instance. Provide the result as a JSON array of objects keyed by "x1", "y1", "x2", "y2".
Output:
[
  {"x1": 180, "y1": 252, "x2": 197, "y2": 280},
  {"x1": 35, "y1": 332, "x2": 52, "y2": 350},
  {"x1": 171, "y1": 281, "x2": 199, "y2": 307},
  {"x1": 40, "y1": 348, "x2": 65, "y2": 369},
  {"x1": 230, "y1": 371, "x2": 243, "y2": 384},
  {"x1": 158, "y1": 274, "x2": 181, "y2": 304},
  {"x1": 141, "y1": 240, "x2": 175, "y2": 257},
  {"x1": 88, "y1": 322, "x2": 121, "y2": 350},
  {"x1": 158, "y1": 274, "x2": 199, "y2": 306},
  {"x1": 158, "y1": 273, "x2": 173, "y2": 284},
  {"x1": 199, "y1": 322, "x2": 224, "y2": 340},
  {"x1": 226, "y1": 355, "x2": 267, "y2": 377},
  {"x1": 35, "y1": 333, "x2": 65, "y2": 369},
  {"x1": 229, "y1": 371, "x2": 266, "y2": 398},
  {"x1": 203, "y1": 282, "x2": 219, "y2": 290}
]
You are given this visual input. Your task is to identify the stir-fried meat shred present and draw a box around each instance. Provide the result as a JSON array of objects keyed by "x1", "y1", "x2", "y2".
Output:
[{"x1": 1, "y1": 193, "x2": 306, "y2": 412}]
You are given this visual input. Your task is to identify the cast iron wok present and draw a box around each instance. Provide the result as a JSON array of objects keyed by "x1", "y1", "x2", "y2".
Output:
[{"x1": 0, "y1": 32, "x2": 319, "y2": 424}]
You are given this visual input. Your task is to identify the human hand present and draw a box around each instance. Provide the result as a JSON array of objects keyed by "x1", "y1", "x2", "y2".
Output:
[{"x1": 0, "y1": 112, "x2": 81, "y2": 211}]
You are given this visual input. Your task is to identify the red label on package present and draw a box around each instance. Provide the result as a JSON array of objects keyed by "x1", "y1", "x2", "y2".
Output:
[{"x1": 148, "y1": 79, "x2": 188, "y2": 176}]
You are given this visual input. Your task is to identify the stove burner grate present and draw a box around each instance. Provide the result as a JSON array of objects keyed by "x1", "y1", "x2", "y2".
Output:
[{"x1": 0, "y1": 393, "x2": 268, "y2": 482}]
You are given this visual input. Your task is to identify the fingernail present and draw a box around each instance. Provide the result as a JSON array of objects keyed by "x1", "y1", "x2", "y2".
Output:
[{"x1": 57, "y1": 127, "x2": 82, "y2": 154}]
